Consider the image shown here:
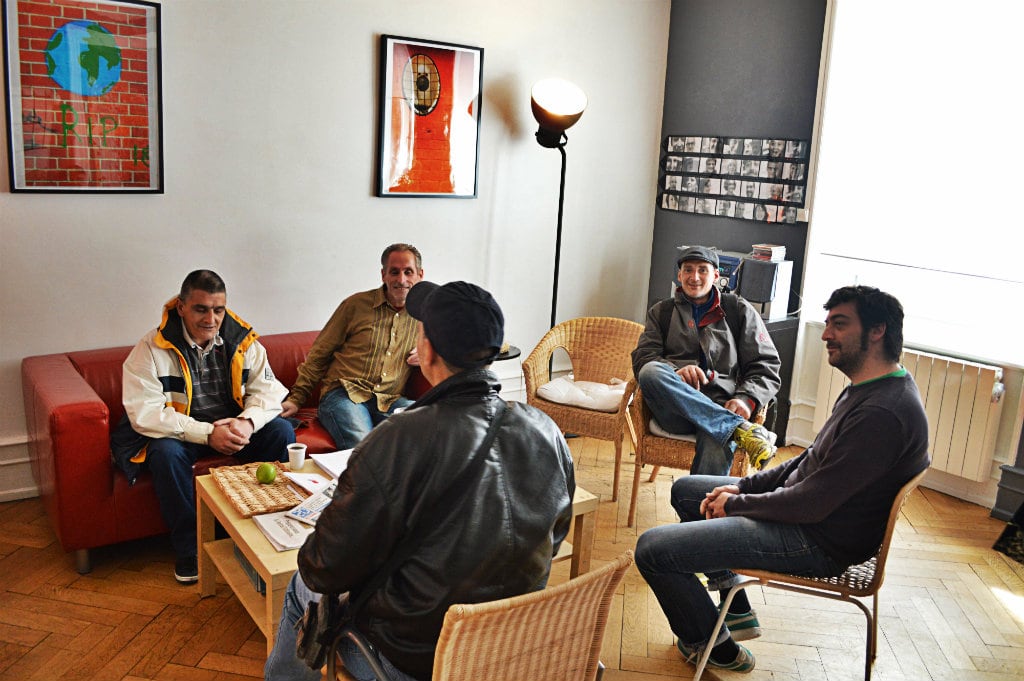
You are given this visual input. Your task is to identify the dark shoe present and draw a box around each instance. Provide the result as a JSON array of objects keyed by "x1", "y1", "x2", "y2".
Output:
[
  {"x1": 731, "y1": 421, "x2": 777, "y2": 470},
  {"x1": 174, "y1": 555, "x2": 198, "y2": 584},
  {"x1": 678, "y1": 639, "x2": 756, "y2": 673}
]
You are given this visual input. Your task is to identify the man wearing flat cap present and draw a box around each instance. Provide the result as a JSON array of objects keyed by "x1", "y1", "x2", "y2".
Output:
[
  {"x1": 632, "y1": 245, "x2": 782, "y2": 474},
  {"x1": 266, "y1": 281, "x2": 576, "y2": 681}
]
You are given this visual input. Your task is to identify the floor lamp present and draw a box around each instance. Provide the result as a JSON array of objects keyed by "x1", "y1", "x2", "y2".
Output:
[{"x1": 531, "y1": 78, "x2": 587, "y2": 330}]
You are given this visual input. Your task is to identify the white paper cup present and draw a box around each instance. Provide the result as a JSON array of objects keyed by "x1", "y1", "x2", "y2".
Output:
[{"x1": 287, "y1": 443, "x2": 307, "y2": 470}]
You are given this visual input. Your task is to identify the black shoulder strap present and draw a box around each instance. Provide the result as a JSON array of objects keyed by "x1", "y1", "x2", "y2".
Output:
[
  {"x1": 719, "y1": 292, "x2": 744, "y2": 346},
  {"x1": 347, "y1": 399, "x2": 508, "y2": 616},
  {"x1": 658, "y1": 299, "x2": 675, "y2": 345}
]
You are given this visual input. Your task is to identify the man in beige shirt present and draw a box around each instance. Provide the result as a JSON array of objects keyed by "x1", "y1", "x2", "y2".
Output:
[{"x1": 281, "y1": 244, "x2": 423, "y2": 449}]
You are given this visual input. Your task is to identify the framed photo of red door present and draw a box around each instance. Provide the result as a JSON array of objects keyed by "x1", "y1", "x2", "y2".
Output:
[{"x1": 376, "y1": 34, "x2": 482, "y2": 198}]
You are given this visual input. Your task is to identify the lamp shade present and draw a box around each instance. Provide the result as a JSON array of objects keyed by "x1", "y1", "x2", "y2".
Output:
[{"x1": 531, "y1": 78, "x2": 587, "y2": 147}]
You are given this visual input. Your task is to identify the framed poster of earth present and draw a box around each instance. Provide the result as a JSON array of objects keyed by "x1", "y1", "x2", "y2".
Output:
[
  {"x1": 376, "y1": 34, "x2": 483, "y2": 198},
  {"x1": 2, "y1": 0, "x2": 163, "y2": 193}
]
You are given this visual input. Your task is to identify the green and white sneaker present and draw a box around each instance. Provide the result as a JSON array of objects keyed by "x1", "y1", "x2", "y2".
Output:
[
  {"x1": 677, "y1": 639, "x2": 756, "y2": 673},
  {"x1": 721, "y1": 607, "x2": 762, "y2": 641}
]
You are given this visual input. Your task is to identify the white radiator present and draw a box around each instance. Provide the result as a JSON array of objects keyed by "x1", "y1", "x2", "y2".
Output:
[{"x1": 813, "y1": 348, "x2": 1005, "y2": 482}]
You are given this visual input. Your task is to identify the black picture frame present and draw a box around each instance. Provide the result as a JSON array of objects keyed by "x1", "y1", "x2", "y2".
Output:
[
  {"x1": 376, "y1": 34, "x2": 483, "y2": 198},
  {"x1": 2, "y1": 0, "x2": 163, "y2": 193}
]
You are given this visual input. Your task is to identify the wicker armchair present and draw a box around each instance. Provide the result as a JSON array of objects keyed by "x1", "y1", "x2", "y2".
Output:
[
  {"x1": 624, "y1": 388, "x2": 763, "y2": 527},
  {"x1": 432, "y1": 550, "x2": 634, "y2": 681},
  {"x1": 330, "y1": 550, "x2": 635, "y2": 681},
  {"x1": 692, "y1": 470, "x2": 927, "y2": 681},
  {"x1": 523, "y1": 317, "x2": 645, "y2": 501}
]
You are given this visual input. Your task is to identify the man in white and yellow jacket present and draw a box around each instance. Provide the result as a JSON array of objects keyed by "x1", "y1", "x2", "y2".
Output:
[{"x1": 112, "y1": 270, "x2": 293, "y2": 583}]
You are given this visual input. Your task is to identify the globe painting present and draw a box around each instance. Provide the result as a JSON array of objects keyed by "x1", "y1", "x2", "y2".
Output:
[{"x1": 45, "y1": 20, "x2": 122, "y2": 97}]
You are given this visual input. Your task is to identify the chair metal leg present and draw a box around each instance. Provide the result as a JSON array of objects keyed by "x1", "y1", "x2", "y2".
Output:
[
  {"x1": 328, "y1": 627, "x2": 393, "y2": 681},
  {"x1": 692, "y1": 576, "x2": 759, "y2": 681},
  {"x1": 864, "y1": 592, "x2": 879, "y2": 681},
  {"x1": 871, "y1": 591, "x2": 879, "y2": 660}
]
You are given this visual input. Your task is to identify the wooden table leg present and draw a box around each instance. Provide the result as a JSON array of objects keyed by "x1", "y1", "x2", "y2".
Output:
[
  {"x1": 570, "y1": 507, "x2": 595, "y2": 578},
  {"x1": 197, "y1": 488, "x2": 217, "y2": 598},
  {"x1": 266, "y1": 581, "x2": 285, "y2": 655}
]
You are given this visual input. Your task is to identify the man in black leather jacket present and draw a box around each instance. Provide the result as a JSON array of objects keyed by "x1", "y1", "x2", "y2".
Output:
[{"x1": 265, "y1": 281, "x2": 576, "y2": 681}]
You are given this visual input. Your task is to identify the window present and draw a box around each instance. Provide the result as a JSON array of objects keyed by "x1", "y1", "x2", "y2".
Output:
[{"x1": 804, "y1": 1, "x2": 1024, "y2": 366}]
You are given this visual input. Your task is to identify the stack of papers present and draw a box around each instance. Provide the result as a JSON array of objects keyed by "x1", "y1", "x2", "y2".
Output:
[
  {"x1": 252, "y1": 511, "x2": 315, "y2": 551},
  {"x1": 283, "y1": 472, "x2": 333, "y2": 495},
  {"x1": 285, "y1": 480, "x2": 338, "y2": 526},
  {"x1": 310, "y1": 449, "x2": 354, "y2": 479}
]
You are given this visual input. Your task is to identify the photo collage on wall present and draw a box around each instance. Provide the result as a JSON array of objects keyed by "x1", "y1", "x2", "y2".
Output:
[{"x1": 658, "y1": 135, "x2": 809, "y2": 224}]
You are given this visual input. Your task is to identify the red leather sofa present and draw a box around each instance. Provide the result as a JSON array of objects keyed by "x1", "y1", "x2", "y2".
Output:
[{"x1": 21, "y1": 331, "x2": 430, "y2": 573}]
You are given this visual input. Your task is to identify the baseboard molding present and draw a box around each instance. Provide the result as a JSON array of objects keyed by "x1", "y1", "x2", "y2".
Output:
[
  {"x1": 920, "y1": 468, "x2": 997, "y2": 512},
  {"x1": 0, "y1": 486, "x2": 39, "y2": 503},
  {"x1": 0, "y1": 447, "x2": 37, "y2": 501}
]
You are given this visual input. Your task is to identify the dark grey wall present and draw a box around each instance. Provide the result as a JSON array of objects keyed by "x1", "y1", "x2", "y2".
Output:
[{"x1": 647, "y1": 0, "x2": 827, "y2": 310}]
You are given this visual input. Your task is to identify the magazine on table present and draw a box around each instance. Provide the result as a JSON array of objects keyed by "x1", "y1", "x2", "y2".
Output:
[
  {"x1": 283, "y1": 471, "x2": 332, "y2": 495},
  {"x1": 285, "y1": 480, "x2": 338, "y2": 526},
  {"x1": 309, "y1": 449, "x2": 354, "y2": 480},
  {"x1": 252, "y1": 511, "x2": 315, "y2": 551}
]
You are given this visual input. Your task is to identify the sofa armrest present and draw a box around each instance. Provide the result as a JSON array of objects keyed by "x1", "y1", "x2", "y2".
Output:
[{"x1": 22, "y1": 354, "x2": 118, "y2": 551}]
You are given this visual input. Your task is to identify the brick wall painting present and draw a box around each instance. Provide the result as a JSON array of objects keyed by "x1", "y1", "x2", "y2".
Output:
[
  {"x1": 376, "y1": 35, "x2": 481, "y2": 198},
  {"x1": 3, "y1": 0, "x2": 162, "y2": 192}
]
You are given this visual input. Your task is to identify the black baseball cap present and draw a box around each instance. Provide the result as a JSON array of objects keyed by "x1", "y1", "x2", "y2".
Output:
[
  {"x1": 406, "y1": 281, "x2": 504, "y2": 369},
  {"x1": 676, "y1": 245, "x2": 720, "y2": 269}
]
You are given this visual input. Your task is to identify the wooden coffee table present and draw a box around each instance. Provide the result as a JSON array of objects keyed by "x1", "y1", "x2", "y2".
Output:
[{"x1": 196, "y1": 461, "x2": 598, "y2": 653}]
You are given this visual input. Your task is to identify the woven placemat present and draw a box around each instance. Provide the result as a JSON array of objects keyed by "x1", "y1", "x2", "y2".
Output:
[{"x1": 210, "y1": 461, "x2": 303, "y2": 518}]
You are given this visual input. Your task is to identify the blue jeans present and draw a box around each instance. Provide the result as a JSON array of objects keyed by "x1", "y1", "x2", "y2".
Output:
[
  {"x1": 635, "y1": 474, "x2": 842, "y2": 649},
  {"x1": 637, "y1": 361, "x2": 745, "y2": 475},
  {"x1": 147, "y1": 417, "x2": 293, "y2": 559},
  {"x1": 318, "y1": 388, "x2": 414, "y2": 450},
  {"x1": 264, "y1": 572, "x2": 417, "y2": 681}
]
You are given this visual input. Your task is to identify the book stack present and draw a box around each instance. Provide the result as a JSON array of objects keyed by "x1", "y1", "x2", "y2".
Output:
[
  {"x1": 751, "y1": 243, "x2": 786, "y2": 261},
  {"x1": 233, "y1": 544, "x2": 267, "y2": 593}
]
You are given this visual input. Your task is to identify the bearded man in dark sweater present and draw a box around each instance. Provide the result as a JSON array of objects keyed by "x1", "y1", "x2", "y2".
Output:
[{"x1": 636, "y1": 285, "x2": 930, "y2": 674}]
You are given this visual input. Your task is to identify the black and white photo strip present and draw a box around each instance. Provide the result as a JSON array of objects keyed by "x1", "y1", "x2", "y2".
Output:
[{"x1": 660, "y1": 135, "x2": 809, "y2": 223}]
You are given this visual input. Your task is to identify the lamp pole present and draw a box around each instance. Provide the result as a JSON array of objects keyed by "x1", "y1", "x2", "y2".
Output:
[
  {"x1": 530, "y1": 77, "x2": 586, "y2": 330},
  {"x1": 550, "y1": 141, "x2": 567, "y2": 330}
]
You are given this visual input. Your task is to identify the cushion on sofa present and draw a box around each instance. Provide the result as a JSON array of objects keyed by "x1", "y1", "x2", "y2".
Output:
[
  {"x1": 648, "y1": 418, "x2": 698, "y2": 442},
  {"x1": 537, "y1": 376, "x2": 627, "y2": 413},
  {"x1": 260, "y1": 331, "x2": 322, "y2": 403},
  {"x1": 292, "y1": 408, "x2": 339, "y2": 453}
]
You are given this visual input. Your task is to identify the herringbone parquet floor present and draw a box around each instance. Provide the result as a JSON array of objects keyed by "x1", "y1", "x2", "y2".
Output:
[{"x1": 1, "y1": 438, "x2": 1022, "y2": 680}]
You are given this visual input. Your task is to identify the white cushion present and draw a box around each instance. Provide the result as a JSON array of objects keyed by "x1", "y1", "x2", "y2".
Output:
[
  {"x1": 649, "y1": 418, "x2": 698, "y2": 442},
  {"x1": 537, "y1": 376, "x2": 627, "y2": 413}
]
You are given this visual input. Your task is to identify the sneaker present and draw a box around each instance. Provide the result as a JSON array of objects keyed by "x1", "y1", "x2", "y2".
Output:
[
  {"x1": 721, "y1": 607, "x2": 762, "y2": 641},
  {"x1": 174, "y1": 556, "x2": 198, "y2": 584},
  {"x1": 677, "y1": 639, "x2": 756, "y2": 673},
  {"x1": 731, "y1": 421, "x2": 777, "y2": 470}
]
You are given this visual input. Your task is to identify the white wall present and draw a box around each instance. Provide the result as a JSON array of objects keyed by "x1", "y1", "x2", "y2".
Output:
[{"x1": 0, "y1": 0, "x2": 671, "y2": 499}]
